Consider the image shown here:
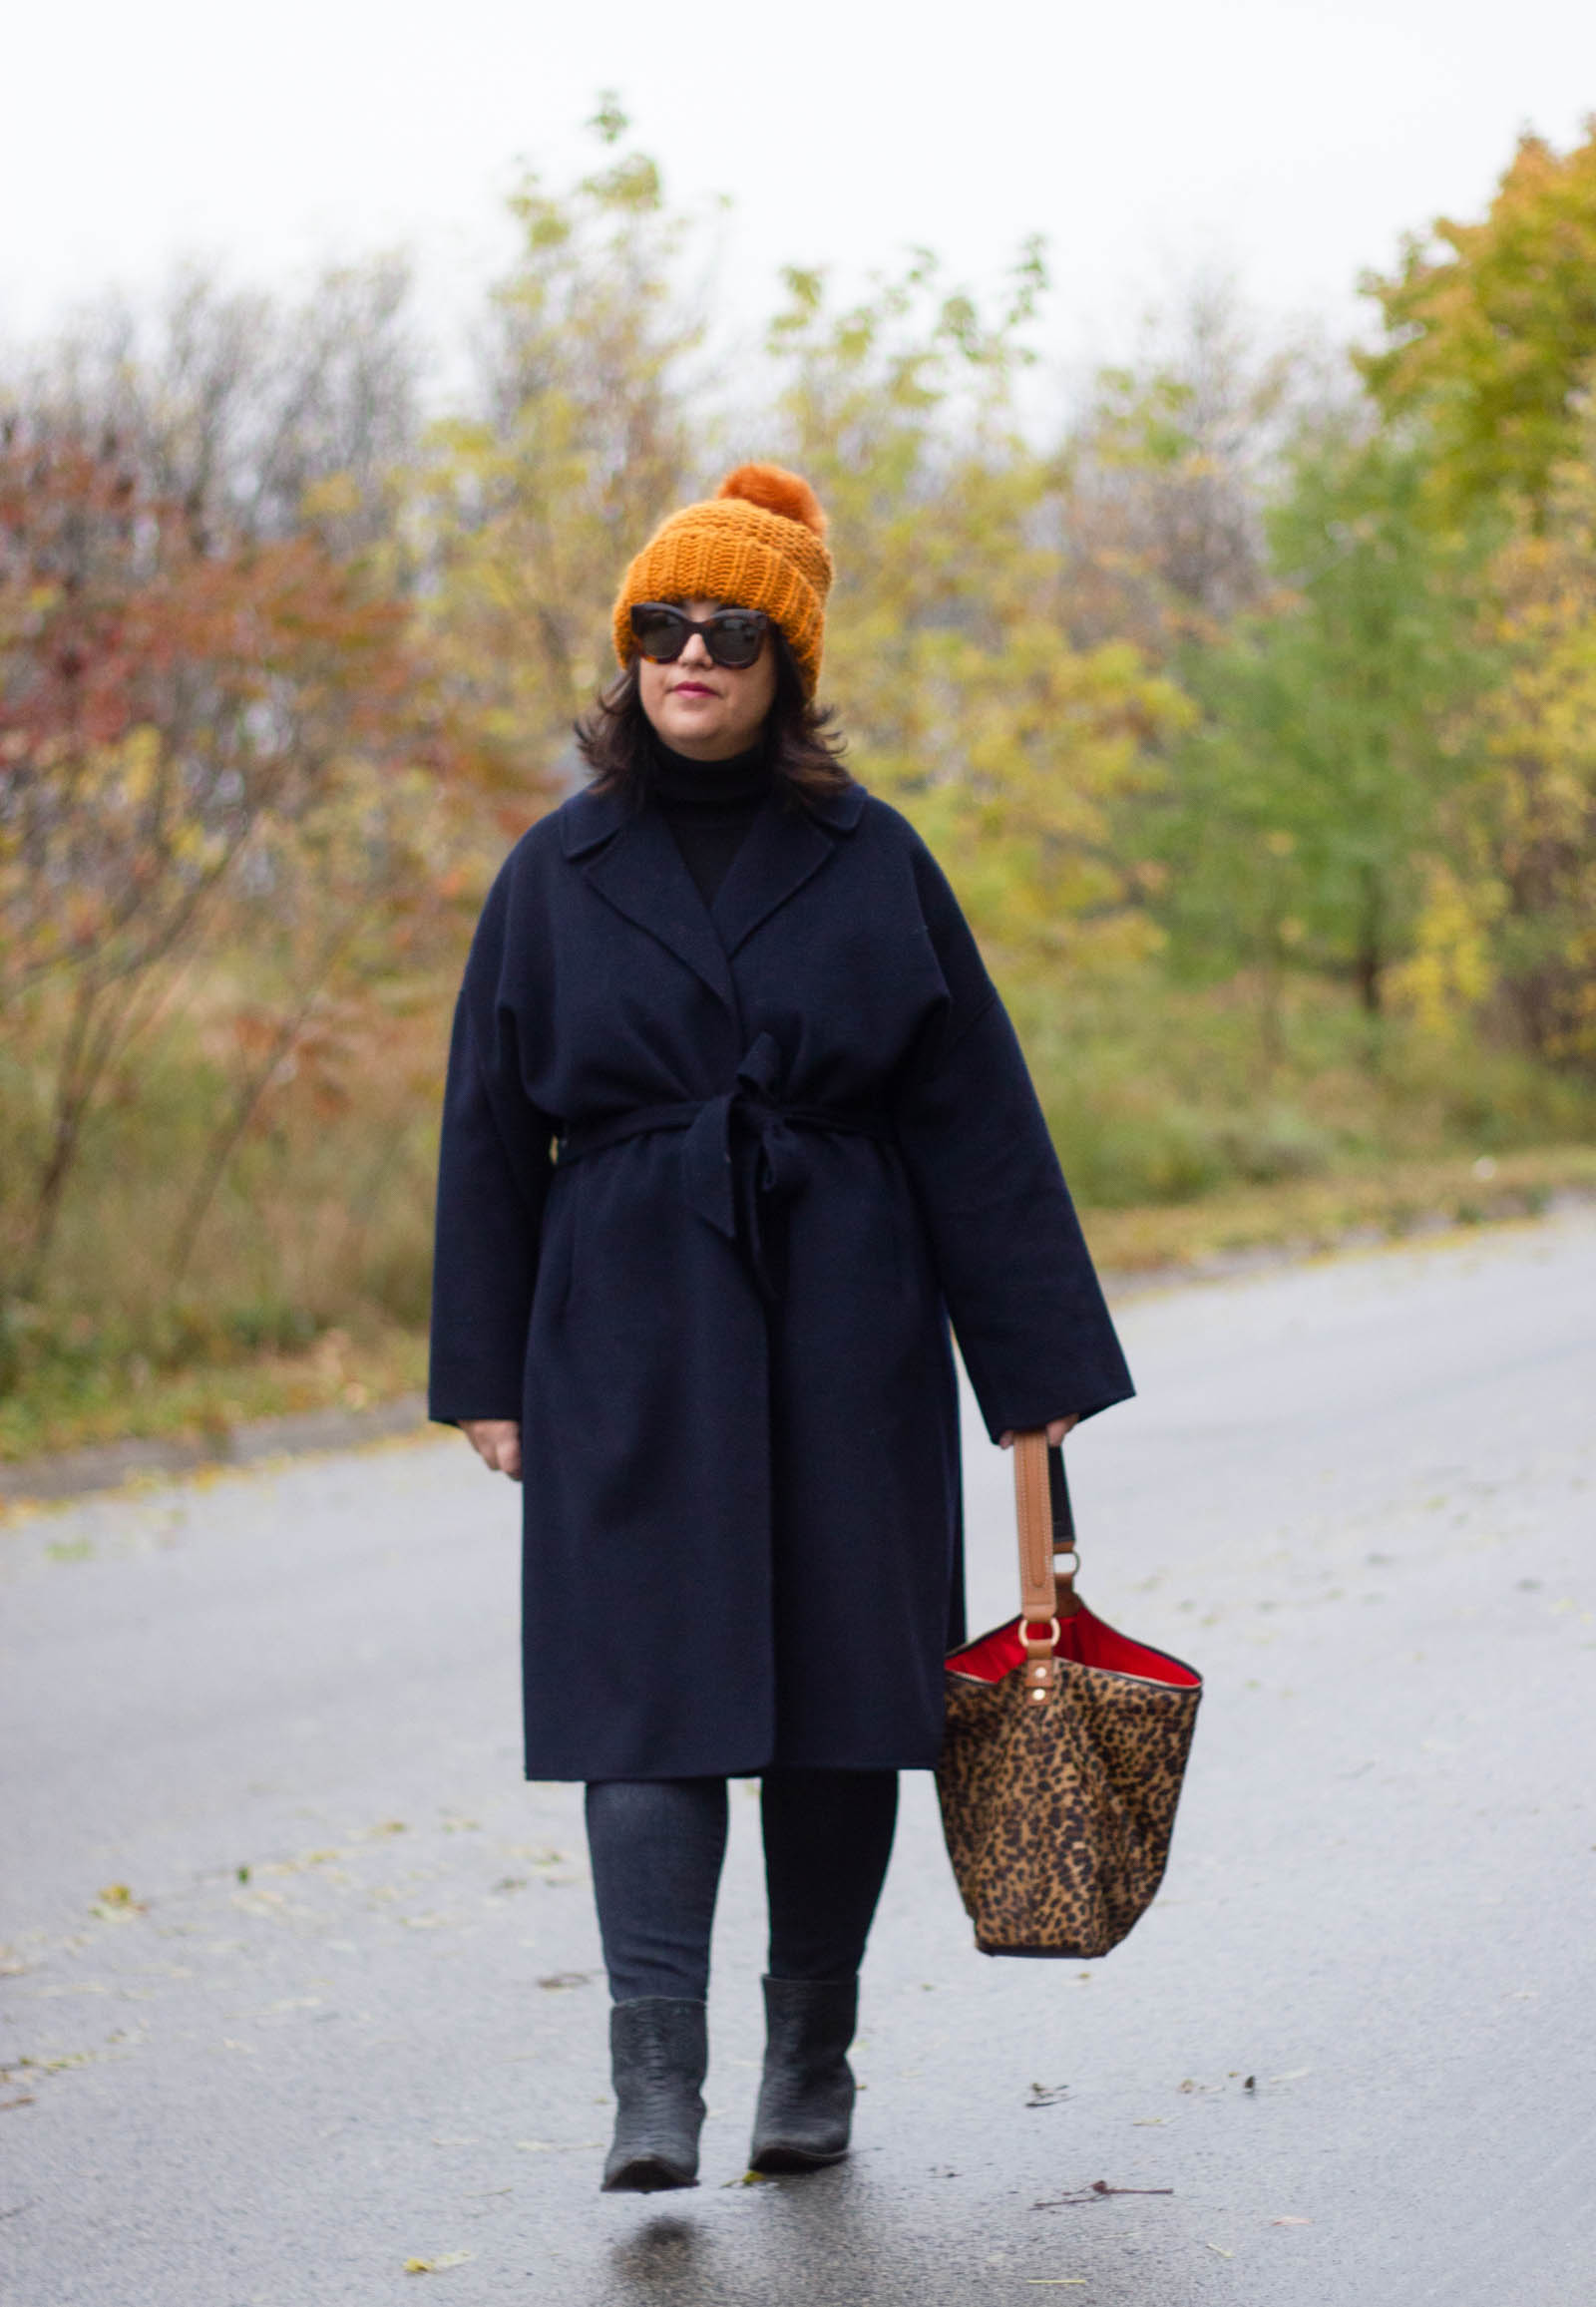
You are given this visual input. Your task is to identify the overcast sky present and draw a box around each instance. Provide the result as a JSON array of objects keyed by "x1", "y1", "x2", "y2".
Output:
[{"x1": 5, "y1": 0, "x2": 1593, "y2": 375}]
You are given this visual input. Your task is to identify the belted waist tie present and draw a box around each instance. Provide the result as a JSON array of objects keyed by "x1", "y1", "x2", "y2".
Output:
[{"x1": 555, "y1": 1032, "x2": 891, "y2": 1302}]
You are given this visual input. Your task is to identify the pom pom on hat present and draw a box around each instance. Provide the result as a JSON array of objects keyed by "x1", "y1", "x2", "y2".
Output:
[
  {"x1": 612, "y1": 461, "x2": 835, "y2": 694},
  {"x1": 716, "y1": 463, "x2": 828, "y2": 539}
]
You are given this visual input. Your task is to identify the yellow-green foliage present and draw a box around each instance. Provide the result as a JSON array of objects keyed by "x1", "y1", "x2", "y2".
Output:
[
  {"x1": 1360, "y1": 129, "x2": 1596, "y2": 1067},
  {"x1": 1360, "y1": 128, "x2": 1596, "y2": 524}
]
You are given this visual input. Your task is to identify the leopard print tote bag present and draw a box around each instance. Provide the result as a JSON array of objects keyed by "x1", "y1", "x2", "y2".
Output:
[{"x1": 938, "y1": 1432, "x2": 1202, "y2": 1958}]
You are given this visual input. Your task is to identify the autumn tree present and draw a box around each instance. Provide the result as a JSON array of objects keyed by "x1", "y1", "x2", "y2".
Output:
[
  {"x1": 420, "y1": 99, "x2": 704, "y2": 835},
  {"x1": 1359, "y1": 122, "x2": 1596, "y2": 1067},
  {"x1": 1396, "y1": 447, "x2": 1596, "y2": 1067},
  {"x1": 1053, "y1": 283, "x2": 1328, "y2": 656},
  {"x1": 765, "y1": 249, "x2": 1188, "y2": 985},
  {"x1": 1361, "y1": 123, "x2": 1596, "y2": 528},
  {"x1": 17, "y1": 257, "x2": 421, "y2": 560},
  {"x1": 0, "y1": 420, "x2": 446, "y2": 1302},
  {"x1": 1150, "y1": 431, "x2": 1494, "y2": 1060}
]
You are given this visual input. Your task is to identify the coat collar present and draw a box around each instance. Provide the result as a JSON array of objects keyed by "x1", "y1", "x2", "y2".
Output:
[
  {"x1": 558, "y1": 775, "x2": 865, "y2": 857},
  {"x1": 561, "y1": 776, "x2": 867, "y2": 1011}
]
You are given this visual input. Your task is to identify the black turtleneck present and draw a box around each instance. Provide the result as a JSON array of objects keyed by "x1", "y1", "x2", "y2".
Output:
[{"x1": 649, "y1": 736, "x2": 774, "y2": 909}]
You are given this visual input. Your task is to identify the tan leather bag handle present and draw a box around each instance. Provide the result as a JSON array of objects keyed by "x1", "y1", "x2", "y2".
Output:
[
  {"x1": 1013, "y1": 1430, "x2": 1057, "y2": 1629},
  {"x1": 1012, "y1": 1431, "x2": 1079, "y2": 1692}
]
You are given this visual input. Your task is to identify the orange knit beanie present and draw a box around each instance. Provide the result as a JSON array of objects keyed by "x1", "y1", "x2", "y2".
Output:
[{"x1": 611, "y1": 463, "x2": 834, "y2": 697}]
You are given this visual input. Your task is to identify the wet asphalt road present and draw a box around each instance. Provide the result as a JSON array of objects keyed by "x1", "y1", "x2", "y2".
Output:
[{"x1": 3, "y1": 1212, "x2": 1594, "y2": 2307}]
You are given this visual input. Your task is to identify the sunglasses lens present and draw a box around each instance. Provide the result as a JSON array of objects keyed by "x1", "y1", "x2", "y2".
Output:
[
  {"x1": 629, "y1": 605, "x2": 687, "y2": 661},
  {"x1": 629, "y1": 603, "x2": 768, "y2": 668},
  {"x1": 706, "y1": 613, "x2": 767, "y2": 668}
]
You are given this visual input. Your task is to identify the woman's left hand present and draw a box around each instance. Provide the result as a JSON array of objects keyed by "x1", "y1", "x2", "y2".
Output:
[{"x1": 998, "y1": 1414, "x2": 1080, "y2": 1449}]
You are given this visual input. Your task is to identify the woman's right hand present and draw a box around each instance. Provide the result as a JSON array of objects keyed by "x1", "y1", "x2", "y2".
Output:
[{"x1": 460, "y1": 1419, "x2": 523, "y2": 1481}]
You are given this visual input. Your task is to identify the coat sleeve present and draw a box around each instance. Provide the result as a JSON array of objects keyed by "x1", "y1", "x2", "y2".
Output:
[
  {"x1": 890, "y1": 837, "x2": 1133, "y2": 1442},
  {"x1": 427, "y1": 864, "x2": 556, "y2": 1425}
]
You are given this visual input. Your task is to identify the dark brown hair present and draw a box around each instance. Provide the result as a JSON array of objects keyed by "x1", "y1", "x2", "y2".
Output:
[{"x1": 574, "y1": 626, "x2": 851, "y2": 808}]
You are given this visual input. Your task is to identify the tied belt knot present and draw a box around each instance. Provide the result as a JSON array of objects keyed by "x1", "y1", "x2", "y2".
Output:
[{"x1": 556, "y1": 1032, "x2": 889, "y2": 1302}]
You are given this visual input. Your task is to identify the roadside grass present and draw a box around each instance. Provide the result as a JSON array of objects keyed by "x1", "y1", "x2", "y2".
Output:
[
  {"x1": 3, "y1": 1144, "x2": 1591, "y2": 1466},
  {"x1": 0, "y1": 1323, "x2": 427, "y2": 1465},
  {"x1": 1080, "y1": 1142, "x2": 1596, "y2": 1273}
]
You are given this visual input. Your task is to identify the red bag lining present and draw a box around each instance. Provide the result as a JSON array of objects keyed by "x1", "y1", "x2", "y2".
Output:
[{"x1": 947, "y1": 1599, "x2": 1200, "y2": 1690}]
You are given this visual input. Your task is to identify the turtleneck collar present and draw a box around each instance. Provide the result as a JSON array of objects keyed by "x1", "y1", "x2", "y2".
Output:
[{"x1": 648, "y1": 733, "x2": 773, "y2": 810}]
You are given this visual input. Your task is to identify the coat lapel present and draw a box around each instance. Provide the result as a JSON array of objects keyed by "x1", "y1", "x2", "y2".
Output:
[
  {"x1": 574, "y1": 796, "x2": 737, "y2": 1013},
  {"x1": 561, "y1": 775, "x2": 868, "y2": 996},
  {"x1": 711, "y1": 782, "x2": 867, "y2": 958}
]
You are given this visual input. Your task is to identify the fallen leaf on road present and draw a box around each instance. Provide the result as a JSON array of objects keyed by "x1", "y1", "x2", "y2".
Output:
[
  {"x1": 404, "y1": 2252, "x2": 473, "y2": 2272},
  {"x1": 92, "y1": 1884, "x2": 146, "y2": 1918},
  {"x1": 1, "y1": 2096, "x2": 37, "y2": 2111},
  {"x1": 1026, "y1": 2083, "x2": 1068, "y2": 2107},
  {"x1": 1204, "y1": 2242, "x2": 1234, "y2": 2258},
  {"x1": 537, "y1": 1972, "x2": 592, "y2": 1990}
]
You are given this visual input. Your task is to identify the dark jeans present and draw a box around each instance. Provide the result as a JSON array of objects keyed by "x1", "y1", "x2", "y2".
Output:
[{"x1": 585, "y1": 1770, "x2": 899, "y2": 2003}]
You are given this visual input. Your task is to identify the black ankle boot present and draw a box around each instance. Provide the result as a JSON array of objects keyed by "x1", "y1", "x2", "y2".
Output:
[
  {"x1": 601, "y1": 1998, "x2": 708, "y2": 2192},
  {"x1": 748, "y1": 1975, "x2": 858, "y2": 2173}
]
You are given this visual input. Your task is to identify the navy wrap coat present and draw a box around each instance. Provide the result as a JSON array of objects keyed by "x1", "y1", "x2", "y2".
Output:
[{"x1": 428, "y1": 775, "x2": 1132, "y2": 1780}]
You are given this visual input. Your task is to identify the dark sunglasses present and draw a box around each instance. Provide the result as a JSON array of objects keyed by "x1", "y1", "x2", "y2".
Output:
[{"x1": 629, "y1": 601, "x2": 771, "y2": 670}]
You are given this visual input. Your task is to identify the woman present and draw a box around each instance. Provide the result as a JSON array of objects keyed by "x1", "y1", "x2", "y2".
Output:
[{"x1": 428, "y1": 464, "x2": 1132, "y2": 2193}]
